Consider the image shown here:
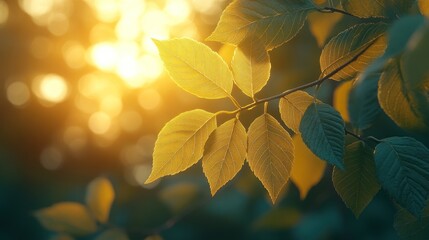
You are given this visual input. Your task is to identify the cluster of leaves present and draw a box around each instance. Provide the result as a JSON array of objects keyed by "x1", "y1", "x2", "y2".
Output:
[
  {"x1": 145, "y1": 0, "x2": 429, "y2": 237},
  {"x1": 34, "y1": 177, "x2": 129, "y2": 240}
]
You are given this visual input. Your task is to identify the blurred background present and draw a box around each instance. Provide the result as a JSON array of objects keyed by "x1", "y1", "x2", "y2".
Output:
[{"x1": 0, "y1": 0, "x2": 406, "y2": 239}]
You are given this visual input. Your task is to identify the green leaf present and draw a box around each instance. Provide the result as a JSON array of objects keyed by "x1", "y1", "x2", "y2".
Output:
[
  {"x1": 146, "y1": 109, "x2": 217, "y2": 183},
  {"x1": 202, "y1": 118, "x2": 247, "y2": 195},
  {"x1": 300, "y1": 103, "x2": 345, "y2": 169},
  {"x1": 320, "y1": 23, "x2": 387, "y2": 81},
  {"x1": 154, "y1": 38, "x2": 233, "y2": 99},
  {"x1": 361, "y1": 16, "x2": 426, "y2": 80},
  {"x1": 340, "y1": 0, "x2": 414, "y2": 18},
  {"x1": 378, "y1": 59, "x2": 428, "y2": 131},
  {"x1": 348, "y1": 73, "x2": 382, "y2": 130},
  {"x1": 374, "y1": 137, "x2": 429, "y2": 217},
  {"x1": 206, "y1": 0, "x2": 315, "y2": 49},
  {"x1": 291, "y1": 135, "x2": 326, "y2": 199},
  {"x1": 247, "y1": 113, "x2": 294, "y2": 203},
  {"x1": 95, "y1": 229, "x2": 129, "y2": 240},
  {"x1": 419, "y1": 0, "x2": 429, "y2": 16},
  {"x1": 279, "y1": 90, "x2": 314, "y2": 133},
  {"x1": 34, "y1": 202, "x2": 97, "y2": 236},
  {"x1": 401, "y1": 24, "x2": 429, "y2": 128},
  {"x1": 85, "y1": 177, "x2": 115, "y2": 223},
  {"x1": 231, "y1": 39, "x2": 271, "y2": 98},
  {"x1": 394, "y1": 202, "x2": 429, "y2": 240},
  {"x1": 332, "y1": 141, "x2": 380, "y2": 217}
]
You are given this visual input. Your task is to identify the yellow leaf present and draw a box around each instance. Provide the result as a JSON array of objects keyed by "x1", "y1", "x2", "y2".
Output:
[
  {"x1": 34, "y1": 202, "x2": 97, "y2": 236},
  {"x1": 291, "y1": 135, "x2": 327, "y2": 199},
  {"x1": 146, "y1": 109, "x2": 217, "y2": 183},
  {"x1": 320, "y1": 23, "x2": 387, "y2": 81},
  {"x1": 85, "y1": 177, "x2": 115, "y2": 223},
  {"x1": 231, "y1": 40, "x2": 271, "y2": 98},
  {"x1": 95, "y1": 229, "x2": 129, "y2": 240},
  {"x1": 154, "y1": 38, "x2": 233, "y2": 99},
  {"x1": 279, "y1": 90, "x2": 314, "y2": 133},
  {"x1": 218, "y1": 43, "x2": 236, "y2": 65},
  {"x1": 308, "y1": 11, "x2": 343, "y2": 47},
  {"x1": 333, "y1": 80, "x2": 353, "y2": 122},
  {"x1": 203, "y1": 118, "x2": 247, "y2": 195},
  {"x1": 419, "y1": 0, "x2": 429, "y2": 17},
  {"x1": 247, "y1": 113, "x2": 294, "y2": 203}
]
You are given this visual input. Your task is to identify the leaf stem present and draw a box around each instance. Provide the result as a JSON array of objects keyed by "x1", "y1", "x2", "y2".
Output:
[
  {"x1": 318, "y1": 7, "x2": 360, "y2": 18},
  {"x1": 228, "y1": 95, "x2": 242, "y2": 109},
  {"x1": 345, "y1": 129, "x2": 364, "y2": 141}
]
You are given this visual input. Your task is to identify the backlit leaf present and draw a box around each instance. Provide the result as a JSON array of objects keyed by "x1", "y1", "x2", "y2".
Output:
[
  {"x1": 291, "y1": 135, "x2": 326, "y2": 199},
  {"x1": 279, "y1": 90, "x2": 314, "y2": 133},
  {"x1": 231, "y1": 39, "x2": 271, "y2": 98},
  {"x1": 85, "y1": 177, "x2": 115, "y2": 223},
  {"x1": 348, "y1": 73, "x2": 382, "y2": 130},
  {"x1": 333, "y1": 141, "x2": 380, "y2": 217},
  {"x1": 154, "y1": 38, "x2": 233, "y2": 99},
  {"x1": 35, "y1": 202, "x2": 97, "y2": 236},
  {"x1": 341, "y1": 0, "x2": 414, "y2": 18},
  {"x1": 374, "y1": 137, "x2": 429, "y2": 217},
  {"x1": 95, "y1": 229, "x2": 129, "y2": 240},
  {"x1": 333, "y1": 80, "x2": 353, "y2": 122},
  {"x1": 206, "y1": 0, "x2": 316, "y2": 49},
  {"x1": 146, "y1": 109, "x2": 217, "y2": 183},
  {"x1": 300, "y1": 103, "x2": 345, "y2": 169},
  {"x1": 320, "y1": 23, "x2": 387, "y2": 81},
  {"x1": 247, "y1": 113, "x2": 294, "y2": 203},
  {"x1": 203, "y1": 118, "x2": 247, "y2": 195},
  {"x1": 394, "y1": 202, "x2": 429, "y2": 240},
  {"x1": 419, "y1": 0, "x2": 429, "y2": 16},
  {"x1": 378, "y1": 59, "x2": 428, "y2": 131}
]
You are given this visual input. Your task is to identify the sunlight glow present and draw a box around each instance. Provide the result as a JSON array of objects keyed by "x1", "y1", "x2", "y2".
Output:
[
  {"x1": 35, "y1": 74, "x2": 69, "y2": 103},
  {"x1": 88, "y1": 112, "x2": 112, "y2": 134},
  {"x1": 138, "y1": 88, "x2": 161, "y2": 110},
  {"x1": 6, "y1": 81, "x2": 31, "y2": 107},
  {"x1": 0, "y1": 1, "x2": 9, "y2": 24}
]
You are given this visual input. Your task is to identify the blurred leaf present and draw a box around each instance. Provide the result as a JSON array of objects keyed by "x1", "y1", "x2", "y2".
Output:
[
  {"x1": 144, "y1": 235, "x2": 163, "y2": 240},
  {"x1": 85, "y1": 177, "x2": 115, "y2": 223},
  {"x1": 378, "y1": 59, "x2": 428, "y2": 131},
  {"x1": 159, "y1": 182, "x2": 199, "y2": 213},
  {"x1": 291, "y1": 135, "x2": 326, "y2": 199},
  {"x1": 333, "y1": 80, "x2": 353, "y2": 122},
  {"x1": 374, "y1": 137, "x2": 429, "y2": 217},
  {"x1": 348, "y1": 73, "x2": 382, "y2": 130},
  {"x1": 307, "y1": 11, "x2": 343, "y2": 47},
  {"x1": 95, "y1": 229, "x2": 129, "y2": 240},
  {"x1": 154, "y1": 38, "x2": 233, "y2": 99},
  {"x1": 401, "y1": 24, "x2": 429, "y2": 128},
  {"x1": 231, "y1": 39, "x2": 271, "y2": 98},
  {"x1": 206, "y1": 0, "x2": 316, "y2": 49},
  {"x1": 300, "y1": 103, "x2": 345, "y2": 169},
  {"x1": 419, "y1": 0, "x2": 429, "y2": 16},
  {"x1": 203, "y1": 118, "x2": 247, "y2": 195},
  {"x1": 320, "y1": 23, "x2": 387, "y2": 81},
  {"x1": 279, "y1": 90, "x2": 314, "y2": 133},
  {"x1": 218, "y1": 43, "x2": 236, "y2": 65},
  {"x1": 247, "y1": 113, "x2": 294, "y2": 203},
  {"x1": 146, "y1": 110, "x2": 217, "y2": 183},
  {"x1": 50, "y1": 234, "x2": 74, "y2": 240},
  {"x1": 394, "y1": 202, "x2": 429, "y2": 240},
  {"x1": 340, "y1": 0, "x2": 414, "y2": 18},
  {"x1": 333, "y1": 141, "x2": 380, "y2": 217},
  {"x1": 254, "y1": 208, "x2": 301, "y2": 230},
  {"x1": 34, "y1": 202, "x2": 97, "y2": 236},
  {"x1": 361, "y1": 16, "x2": 426, "y2": 80}
]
